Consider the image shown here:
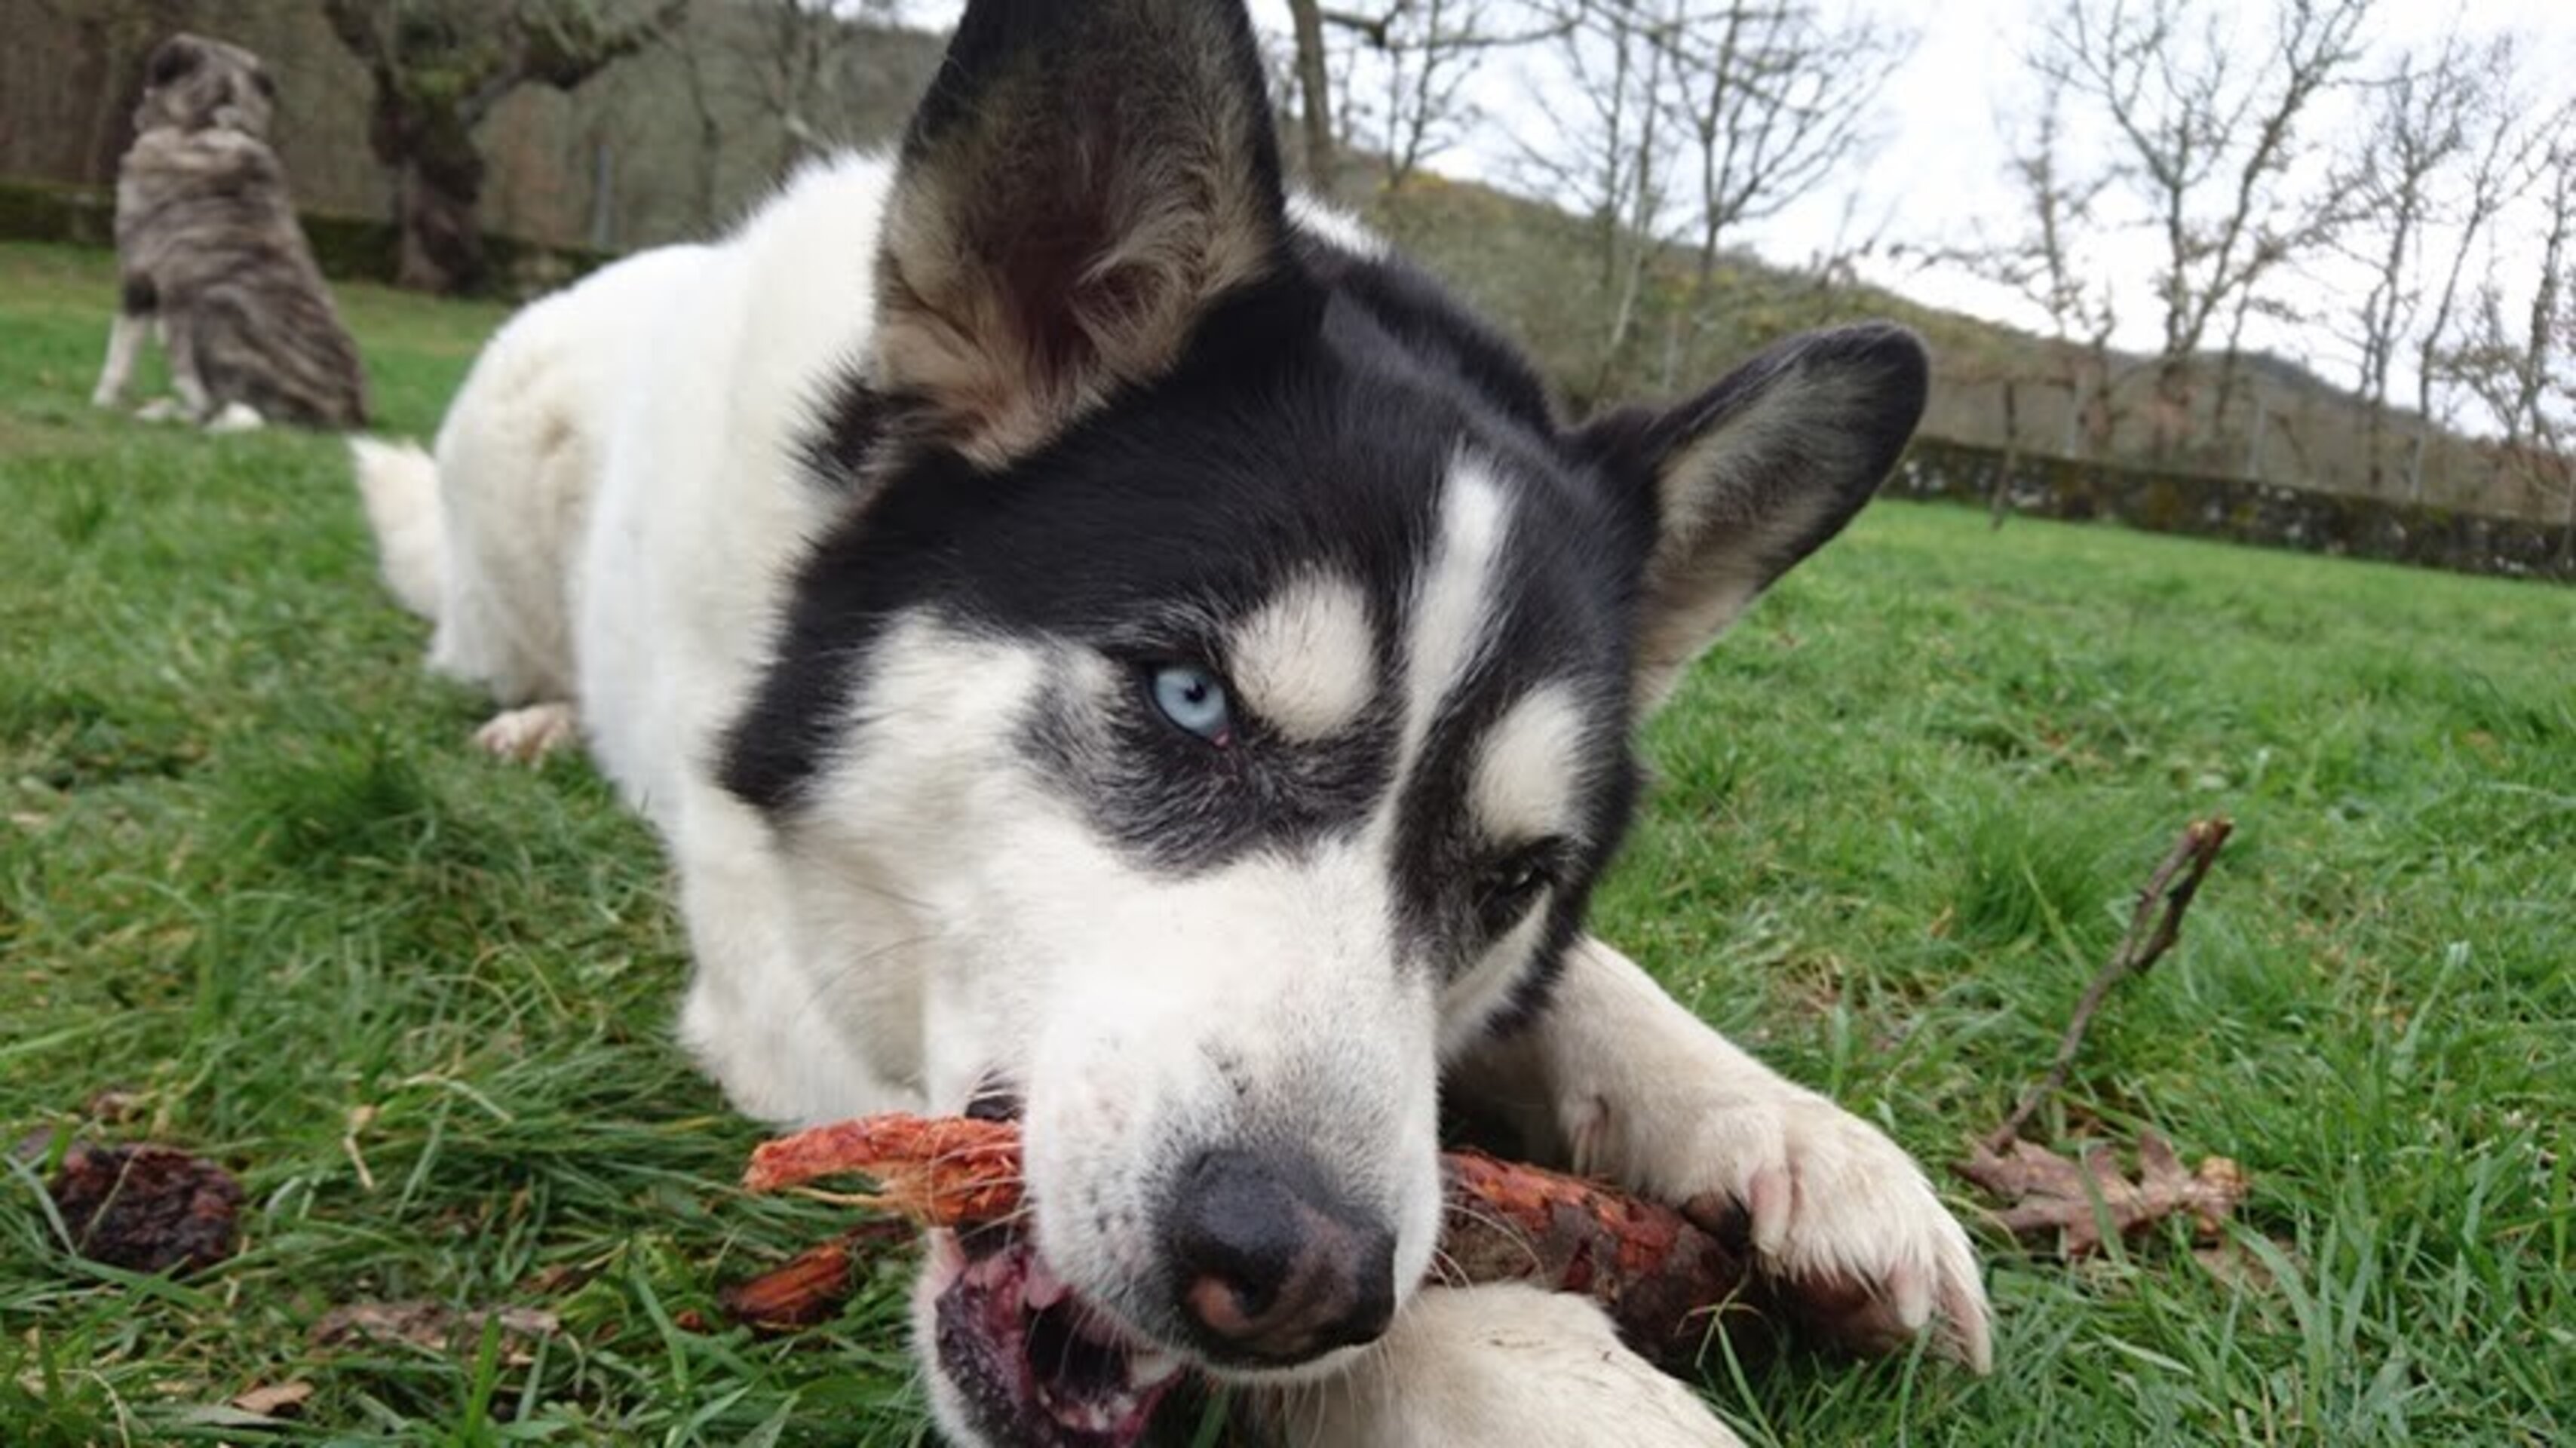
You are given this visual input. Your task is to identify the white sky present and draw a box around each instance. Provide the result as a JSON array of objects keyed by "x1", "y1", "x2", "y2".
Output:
[{"x1": 905, "y1": 1, "x2": 2575, "y2": 419}]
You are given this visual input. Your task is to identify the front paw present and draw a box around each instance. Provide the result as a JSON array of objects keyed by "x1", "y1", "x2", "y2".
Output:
[
  {"x1": 1265, "y1": 1282, "x2": 1746, "y2": 1447},
  {"x1": 1620, "y1": 1091, "x2": 1992, "y2": 1372}
]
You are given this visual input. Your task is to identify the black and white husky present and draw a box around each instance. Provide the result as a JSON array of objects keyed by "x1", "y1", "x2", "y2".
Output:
[{"x1": 351, "y1": 2, "x2": 1989, "y2": 1442}]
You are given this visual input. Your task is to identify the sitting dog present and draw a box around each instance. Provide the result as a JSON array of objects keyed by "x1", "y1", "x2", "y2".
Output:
[
  {"x1": 351, "y1": 2, "x2": 1988, "y2": 1442},
  {"x1": 92, "y1": 32, "x2": 368, "y2": 431}
]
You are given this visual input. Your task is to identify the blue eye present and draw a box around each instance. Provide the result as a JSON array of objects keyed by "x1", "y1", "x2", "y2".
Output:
[{"x1": 1150, "y1": 664, "x2": 1233, "y2": 743}]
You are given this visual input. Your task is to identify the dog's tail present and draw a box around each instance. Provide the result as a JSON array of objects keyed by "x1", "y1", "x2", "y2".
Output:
[{"x1": 348, "y1": 437, "x2": 443, "y2": 620}]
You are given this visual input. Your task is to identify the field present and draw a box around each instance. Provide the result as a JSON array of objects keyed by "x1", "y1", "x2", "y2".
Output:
[{"x1": 2, "y1": 238, "x2": 2570, "y2": 1446}]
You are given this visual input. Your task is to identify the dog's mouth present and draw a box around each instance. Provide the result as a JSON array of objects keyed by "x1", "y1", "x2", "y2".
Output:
[{"x1": 928, "y1": 1228, "x2": 1186, "y2": 1447}]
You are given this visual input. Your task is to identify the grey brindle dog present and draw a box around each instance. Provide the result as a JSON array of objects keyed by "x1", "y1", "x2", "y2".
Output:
[{"x1": 92, "y1": 33, "x2": 369, "y2": 431}]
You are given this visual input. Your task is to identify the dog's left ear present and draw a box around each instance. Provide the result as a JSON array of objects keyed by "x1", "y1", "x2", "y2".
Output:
[
  {"x1": 1580, "y1": 324, "x2": 1928, "y2": 710},
  {"x1": 145, "y1": 35, "x2": 204, "y2": 90},
  {"x1": 872, "y1": 0, "x2": 1299, "y2": 466}
]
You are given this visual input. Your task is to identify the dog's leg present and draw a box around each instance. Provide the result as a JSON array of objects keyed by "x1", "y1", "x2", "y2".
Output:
[
  {"x1": 92, "y1": 309, "x2": 148, "y2": 410},
  {"x1": 1262, "y1": 1282, "x2": 1744, "y2": 1447},
  {"x1": 161, "y1": 311, "x2": 216, "y2": 424},
  {"x1": 670, "y1": 784, "x2": 919, "y2": 1127},
  {"x1": 1450, "y1": 936, "x2": 1992, "y2": 1371},
  {"x1": 472, "y1": 702, "x2": 578, "y2": 763}
]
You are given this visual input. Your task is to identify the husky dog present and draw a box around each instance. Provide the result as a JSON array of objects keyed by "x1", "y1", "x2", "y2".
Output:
[
  {"x1": 351, "y1": 2, "x2": 1989, "y2": 1442},
  {"x1": 92, "y1": 32, "x2": 369, "y2": 431}
]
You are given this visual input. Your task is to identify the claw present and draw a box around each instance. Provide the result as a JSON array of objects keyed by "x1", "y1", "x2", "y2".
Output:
[
  {"x1": 1888, "y1": 1259, "x2": 1932, "y2": 1333},
  {"x1": 1746, "y1": 1163, "x2": 1793, "y2": 1256}
]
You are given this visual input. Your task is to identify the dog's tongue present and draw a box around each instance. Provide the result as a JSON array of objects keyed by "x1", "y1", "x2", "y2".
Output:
[{"x1": 935, "y1": 1233, "x2": 1184, "y2": 1447}]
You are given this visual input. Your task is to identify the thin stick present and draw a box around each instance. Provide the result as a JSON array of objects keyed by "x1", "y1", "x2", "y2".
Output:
[{"x1": 1985, "y1": 818, "x2": 2232, "y2": 1153}]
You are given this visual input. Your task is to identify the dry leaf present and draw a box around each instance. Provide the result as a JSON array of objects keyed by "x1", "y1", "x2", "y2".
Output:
[
  {"x1": 1958, "y1": 1130, "x2": 2247, "y2": 1257},
  {"x1": 228, "y1": 1380, "x2": 316, "y2": 1418},
  {"x1": 311, "y1": 1301, "x2": 561, "y2": 1367}
]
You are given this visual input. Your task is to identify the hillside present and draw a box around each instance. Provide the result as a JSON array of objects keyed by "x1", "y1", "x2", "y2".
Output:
[{"x1": 0, "y1": 0, "x2": 2549, "y2": 522}]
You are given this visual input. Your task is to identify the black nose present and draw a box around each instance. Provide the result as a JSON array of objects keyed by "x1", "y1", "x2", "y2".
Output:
[{"x1": 1165, "y1": 1149, "x2": 1396, "y2": 1362}]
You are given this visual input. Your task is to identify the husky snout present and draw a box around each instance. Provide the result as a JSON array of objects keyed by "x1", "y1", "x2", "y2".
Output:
[{"x1": 1167, "y1": 1146, "x2": 1398, "y2": 1363}]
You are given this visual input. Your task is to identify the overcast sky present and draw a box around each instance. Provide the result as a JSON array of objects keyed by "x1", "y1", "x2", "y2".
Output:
[{"x1": 904, "y1": 1, "x2": 2574, "y2": 418}]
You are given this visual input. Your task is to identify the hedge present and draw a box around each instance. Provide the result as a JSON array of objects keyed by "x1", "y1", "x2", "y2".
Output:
[
  {"x1": 0, "y1": 176, "x2": 608, "y2": 296},
  {"x1": 1893, "y1": 434, "x2": 2574, "y2": 583}
]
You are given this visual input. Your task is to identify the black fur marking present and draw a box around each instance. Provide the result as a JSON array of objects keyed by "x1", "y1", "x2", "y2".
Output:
[
  {"x1": 798, "y1": 368, "x2": 899, "y2": 492},
  {"x1": 121, "y1": 274, "x2": 158, "y2": 317}
]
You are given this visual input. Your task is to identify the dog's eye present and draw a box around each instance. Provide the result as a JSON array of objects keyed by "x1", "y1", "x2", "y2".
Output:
[
  {"x1": 1485, "y1": 861, "x2": 1545, "y2": 902},
  {"x1": 1475, "y1": 846, "x2": 1559, "y2": 931},
  {"x1": 1148, "y1": 664, "x2": 1233, "y2": 744}
]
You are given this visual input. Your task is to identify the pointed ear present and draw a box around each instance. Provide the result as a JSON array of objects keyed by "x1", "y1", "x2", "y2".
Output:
[
  {"x1": 1580, "y1": 324, "x2": 1929, "y2": 709},
  {"x1": 872, "y1": 0, "x2": 1296, "y2": 465}
]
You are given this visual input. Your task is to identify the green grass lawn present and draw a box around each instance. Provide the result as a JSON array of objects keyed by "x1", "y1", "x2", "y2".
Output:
[{"x1": 2, "y1": 238, "x2": 2569, "y2": 1446}]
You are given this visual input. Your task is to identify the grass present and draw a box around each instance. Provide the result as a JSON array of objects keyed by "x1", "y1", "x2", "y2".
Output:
[{"x1": 2, "y1": 236, "x2": 2569, "y2": 1446}]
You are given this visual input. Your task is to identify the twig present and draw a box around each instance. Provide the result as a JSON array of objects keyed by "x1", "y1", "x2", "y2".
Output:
[{"x1": 1984, "y1": 818, "x2": 2232, "y2": 1152}]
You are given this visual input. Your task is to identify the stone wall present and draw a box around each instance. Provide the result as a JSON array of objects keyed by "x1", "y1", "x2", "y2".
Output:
[{"x1": 1893, "y1": 435, "x2": 2574, "y2": 583}]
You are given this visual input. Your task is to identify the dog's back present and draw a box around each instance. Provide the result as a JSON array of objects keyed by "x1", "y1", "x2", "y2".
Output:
[{"x1": 351, "y1": 241, "x2": 716, "y2": 712}]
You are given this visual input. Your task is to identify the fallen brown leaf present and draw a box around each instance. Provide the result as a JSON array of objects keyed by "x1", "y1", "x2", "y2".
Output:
[
  {"x1": 311, "y1": 1302, "x2": 561, "y2": 1367},
  {"x1": 1958, "y1": 1130, "x2": 2247, "y2": 1257},
  {"x1": 228, "y1": 1380, "x2": 316, "y2": 1418}
]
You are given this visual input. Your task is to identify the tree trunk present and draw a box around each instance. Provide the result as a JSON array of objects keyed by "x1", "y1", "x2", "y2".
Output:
[
  {"x1": 1285, "y1": 0, "x2": 1334, "y2": 185},
  {"x1": 380, "y1": 102, "x2": 491, "y2": 294},
  {"x1": 1992, "y1": 379, "x2": 2019, "y2": 530}
]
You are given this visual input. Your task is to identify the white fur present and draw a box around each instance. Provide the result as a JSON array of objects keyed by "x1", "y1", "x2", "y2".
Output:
[
  {"x1": 1229, "y1": 572, "x2": 1377, "y2": 741},
  {"x1": 356, "y1": 148, "x2": 1991, "y2": 1446},
  {"x1": 1469, "y1": 683, "x2": 1590, "y2": 845},
  {"x1": 1400, "y1": 454, "x2": 1509, "y2": 768},
  {"x1": 1266, "y1": 1282, "x2": 1746, "y2": 1447},
  {"x1": 348, "y1": 437, "x2": 441, "y2": 618},
  {"x1": 1453, "y1": 938, "x2": 1994, "y2": 1373},
  {"x1": 1287, "y1": 194, "x2": 1389, "y2": 262}
]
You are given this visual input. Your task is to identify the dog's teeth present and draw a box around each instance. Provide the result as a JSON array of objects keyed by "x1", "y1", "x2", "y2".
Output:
[{"x1": 1130, "y1": 1351, "x2": 1182, "y2": 1388}]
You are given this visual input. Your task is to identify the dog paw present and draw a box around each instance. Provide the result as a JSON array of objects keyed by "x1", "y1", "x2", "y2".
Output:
[
  {"x1": 133, "y1": 398, "x2": 185, "y2": 424},
  {"x1": 473, "y1": 703, "x2": 578, "y2": 763},
  {"x1": 1636, "y1": 1091, "x2": 1991, "y2": 1373},
  {"x1": 1265, "y1": 1281, "x2": 1746, "y2": 1448},
  {"x1": 204, "y1": 401, "x2": 265, "y2": 433}
]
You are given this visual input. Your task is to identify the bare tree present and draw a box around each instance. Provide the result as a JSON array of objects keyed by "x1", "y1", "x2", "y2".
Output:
[
  {"x1": 1284, "y1": 0, "x2": 1338, "y2": 181},
  {"x1": 2039, "y1": 0, "x2": 2375, "y2": 461},
  {"x1": 1513, "y1": 0, "x2": 1683, "y2": 399},
  {"x1": 1346, "y1": 2, "x2": 1572, "y2": 190},
  {"x1": 738, "y1": 0, "x2": 904, "y2": 175},
  {"x1": 2328, "y1": 31, "x2": 2505, "y2": 495},
  {"x1": 2441, "y1": 140, "x2": 2575, "y2": 536},
  {"x1": 2444, "y1": 137, "x2": 2575, "y2": 530},
  {"x1": 1936, "y1": 64, "x2": 2127, "y2": 459},
  {"x1": 2403, "y1": 55, "x2": 2563, "y2": 502},
  {"x1": 1659, "y1": 1, "x2": 1908, "y2": 296},
  {"x1": 322, "y1": 0, "x2": 683, "y2": 293}
]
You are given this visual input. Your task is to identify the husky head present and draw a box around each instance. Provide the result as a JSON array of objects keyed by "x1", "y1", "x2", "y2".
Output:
[
  {"x1": 133, "y1": 33, "x2": 276, "y2": 141},
  {"x1": 721, "y1": 2, "x2": 1925, "y2": 1441}
]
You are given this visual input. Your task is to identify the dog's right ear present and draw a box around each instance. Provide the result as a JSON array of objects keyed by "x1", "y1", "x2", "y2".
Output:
[{"x1": 872, "y1": 0, "x2": 1299, "y2": 466}]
